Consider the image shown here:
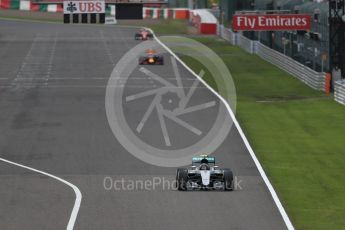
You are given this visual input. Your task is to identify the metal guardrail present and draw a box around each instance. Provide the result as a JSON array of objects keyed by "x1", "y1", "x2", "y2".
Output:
[
  {"x1": 218, "y1": 25, "x2": 237, "y2": 45},
  {"x1": 238, "y1": 34, "x2": 256, "y2": 54},
  {"x1": 334, "y1": 80, "x2": 345, "y2": 105},
  {"x1": 218, "y1": 25, "x2": 326, "y2": 91},
  {"x1": 256, "y1": 43, "x2": 326, "y2": 91}
]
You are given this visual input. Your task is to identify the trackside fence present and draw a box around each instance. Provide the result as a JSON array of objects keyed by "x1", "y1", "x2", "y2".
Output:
[
  {"x1": 334, "y1": 80, "x2": 345, "y2": 105},
  {"x1": 238, "y1": 34, "x2": 257, "y2": 54},
  {"x1": 256, "y1": 43, "x2": 326, "y2": 91},
  {"x1": 218, "y1": 25, "x2": 327, "y2": 92},
  {"x1": 219, "y1": 26, "x2": 237, "y2": 45}
]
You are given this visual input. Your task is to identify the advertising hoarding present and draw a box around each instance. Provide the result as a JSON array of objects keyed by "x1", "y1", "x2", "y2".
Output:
[
  {"x1": 232, "y1": 14, "x2": 311, "y2": 31},
  {"x1": 63, "y1": 0, "x2": 105, "y2": 14}
]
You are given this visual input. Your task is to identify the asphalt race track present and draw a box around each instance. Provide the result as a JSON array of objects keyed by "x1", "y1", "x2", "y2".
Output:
[{"x1": 0, "y1": 19, "x2": 289, "y2": 230}]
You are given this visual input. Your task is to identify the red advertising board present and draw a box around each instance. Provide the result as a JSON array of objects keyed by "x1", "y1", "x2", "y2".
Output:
[{"x1": 232, "y1": 14, "x2": 311, "y2": 31}]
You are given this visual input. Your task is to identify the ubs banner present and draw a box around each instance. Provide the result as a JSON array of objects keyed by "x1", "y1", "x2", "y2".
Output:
[
  {"x1": 232, "y1": 14, "x2": 311, "y2": 31},
  {"x1": 63, "y1": 0, "x2": 105, "y2": 23},
  {"x1": 63, "y1": 0, "x2": 105, "y2": 14}
]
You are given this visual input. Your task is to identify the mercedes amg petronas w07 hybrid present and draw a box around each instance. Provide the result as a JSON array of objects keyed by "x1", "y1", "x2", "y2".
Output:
[{"x1": 176, "y1": 155, "x2": 233, "y2": 191}]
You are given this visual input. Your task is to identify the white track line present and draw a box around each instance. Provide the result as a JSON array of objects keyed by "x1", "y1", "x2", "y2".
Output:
[
  {"x1": 146, "y1": 28, "x2": 294, "y2": 230},
  {"x1": 45, "y1": 32, "x2": 58, "y2": 86},
  {"x1": 0, "y1": 158, "x2": 82, "y2": 230}
]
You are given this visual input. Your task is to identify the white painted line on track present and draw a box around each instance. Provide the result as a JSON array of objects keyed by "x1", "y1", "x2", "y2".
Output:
[
  {"x1": 0, "y1": 157, "x2": 82, "y2": 230},
  {"x1": 100, "y1": 30, "x2": 115, "y2": 65},
  {"x1": 146, "y1": 28, "x2": 294, "y2": 230},
  {"x1": 11, "y1": 34, "x2": 38, "y2": 87},
  {"x1": 45, "y1": 32, "x2": 58, "y2": 86}
]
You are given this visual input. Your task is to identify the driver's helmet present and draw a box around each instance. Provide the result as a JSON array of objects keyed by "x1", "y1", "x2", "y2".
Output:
[
  {"x1": 146, "y1": 49, "x2": 156, "y2": 55},
  {"x1": 199, "y1": 163, "x2": 210, "y2": 170}
]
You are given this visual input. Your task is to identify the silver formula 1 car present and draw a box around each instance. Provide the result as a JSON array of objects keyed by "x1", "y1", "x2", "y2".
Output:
[{"x1": 176, "y1": 155, "x2": 233, "y2": 191}]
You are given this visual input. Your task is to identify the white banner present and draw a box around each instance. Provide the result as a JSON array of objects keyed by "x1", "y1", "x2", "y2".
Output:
[
  {"x1": 63, "y1": 0, "x2": 105, "y2": 14},
  {"x1": 105, "y1": 16, "x2": 117, "y2": 25}
]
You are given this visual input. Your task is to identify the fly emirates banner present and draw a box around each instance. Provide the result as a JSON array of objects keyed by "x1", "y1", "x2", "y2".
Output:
[{"x1": 232, "y1": 14, "x2": 311, "y2": 31}]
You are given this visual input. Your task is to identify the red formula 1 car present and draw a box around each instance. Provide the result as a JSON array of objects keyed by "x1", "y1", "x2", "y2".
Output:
[
  {"x1": 139, "y1": 50, "x2": 164, "y2": 65},
  {"x1": 134, "y1": 29, "x2": 154, "y2": 41}
]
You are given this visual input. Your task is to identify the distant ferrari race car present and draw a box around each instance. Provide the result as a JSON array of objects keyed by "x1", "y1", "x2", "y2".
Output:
[
  {"x1": 176, "y1": 155, "x2": 234, "y2": 191},
  {"x1": 139, "y1": 50, "x2": 164, "y2": 65},
  {"x1": 134, "y1": 29, "x2": 153, "y2": 40}
]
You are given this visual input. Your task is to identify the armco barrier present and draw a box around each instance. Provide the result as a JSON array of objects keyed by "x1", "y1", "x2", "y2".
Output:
[
  {"x1": 238, "y1": 34, "x2": 257, "y2": 54},
  {"x1": 256, "y1": 42, "x2": 326, "y2": 91},
  {"x1": 334, "y1": 80, "x2": 345, "y2": 105},
  {"x1": 218, "y1": 25, "x2": 326, "y2": 91},
  {"x1": 218, "y1": 25, "x2": 237, "y2": 45}
]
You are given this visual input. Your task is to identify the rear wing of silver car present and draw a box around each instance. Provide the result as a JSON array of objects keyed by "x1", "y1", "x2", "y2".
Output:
[{"x1": 192, "y1": 156, "x2": 215, "y2": 165}]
